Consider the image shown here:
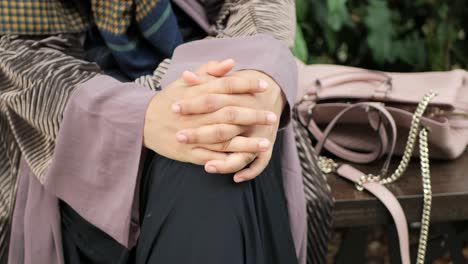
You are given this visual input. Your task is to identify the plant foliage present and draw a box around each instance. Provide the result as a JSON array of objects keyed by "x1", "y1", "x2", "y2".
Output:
[{"x1": 293, "y1": 0, "x2": 468, "y2": 71}]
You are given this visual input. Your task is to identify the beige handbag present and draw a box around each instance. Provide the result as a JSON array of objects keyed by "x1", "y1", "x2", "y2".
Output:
[{"x1": 294, "y1": 63, "x2": 468, "y2": 263}]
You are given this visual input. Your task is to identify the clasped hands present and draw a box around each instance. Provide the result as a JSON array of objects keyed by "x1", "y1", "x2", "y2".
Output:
[{"x1": 144, "y1": 59, "x2": 285, "y2": 183}]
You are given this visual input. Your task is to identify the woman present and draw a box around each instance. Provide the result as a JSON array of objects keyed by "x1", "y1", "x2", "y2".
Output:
[{"x1": 0, "y1": 0, "x2": 307, "y2": 263}]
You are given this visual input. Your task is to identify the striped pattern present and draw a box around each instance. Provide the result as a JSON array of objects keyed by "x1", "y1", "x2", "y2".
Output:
[
  {"x1": 211, "y1": 0, "x2": 296, "y2": 49},
  {"x1": 0, "y1": 109, "x2": 20, "y2": 262},
  {"x1": 135, "y1": 58, "x2": 171, "y2": 90},
  {"x1": 293, "y1": 108, "x2": 334, "y2": 264},
  {"x1": 0, "y1": 35, "x2": 101, "y2": 258}
]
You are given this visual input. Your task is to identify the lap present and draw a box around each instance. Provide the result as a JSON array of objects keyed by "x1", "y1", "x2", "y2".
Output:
[{"x1": 61, "y1": 133, "x2": 297, "y2": 264}]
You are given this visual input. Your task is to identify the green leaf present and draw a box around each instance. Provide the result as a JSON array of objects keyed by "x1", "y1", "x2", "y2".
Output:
[
  {"x1": 295, "y1": 0, "x2": 466, "y2": 70},
  {"x1": 364, "y1": 0, "x2": 394, "y2": 64},
  {"x1": 326, "y1": 0, "x2": 350, "y2": 31},
  {"x1": 293, "y1": 25, "x2": 309, "y2": 62},
  {"x1": 394, "y1": 33, "x2": 426, "y2": 70},
  {"x1": 327, "y1": 0, "x2": 347, "y2": 12}
]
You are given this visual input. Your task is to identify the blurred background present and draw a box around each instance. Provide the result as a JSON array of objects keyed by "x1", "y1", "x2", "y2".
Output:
[
  {"x1": 293, "y1": 0, "x2": 467, "y2": 71},
  {"x1": 292, "y1": 1, "x2": 468, "y2": 263}
]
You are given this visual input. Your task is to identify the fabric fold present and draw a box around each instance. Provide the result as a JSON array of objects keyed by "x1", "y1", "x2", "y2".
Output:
[{"x1": 43, "y1": 75, "x2": 156, "y2": 248}]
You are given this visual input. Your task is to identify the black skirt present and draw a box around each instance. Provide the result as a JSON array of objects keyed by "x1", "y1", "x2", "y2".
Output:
[{"x1": 61, "y1": 133, "x2": 298, "y2": 264}]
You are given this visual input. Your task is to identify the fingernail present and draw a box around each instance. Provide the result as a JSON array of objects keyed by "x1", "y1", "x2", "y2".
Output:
[
  {"x1": 259, "y1": 80, "x2": 268, "y2": 90},
  {"x1": 175, "y1": 133, "x2": 187, "y2": 143},
  {"x1": 183, "y1": 70, "x2": 200, "y2": 82},
  {"x1": 266, "y1": 113, "x2": 277, "y2": 123},
  {"x1": 234, "y1": 176, "x2": 245, "y2": 183},
  {"x1": 206, "y1": 165, "x2": 218, "y2": 173},
  {"x1": 258, "y1": 139, "x2": 270, "y2": 151},
  {"x1": 171, "y1": 103, "x2": 181, "y2": 113}
]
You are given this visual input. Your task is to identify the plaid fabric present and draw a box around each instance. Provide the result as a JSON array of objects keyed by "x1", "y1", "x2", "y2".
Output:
[
  {"x1": 91, "y1": 0, "x2": 134, "y2": 35},
  {"x1": 0, "y1": 0, "x2": 182, "y2": 79},
  {"x1": 1, "y1": 0, "x2": 166, "y2": 36},
  {"x1": 135, "y1": 0, "x2": 159, "y2": 22},
  {"x1": 0, "y1": 0, "x2": 90, "y2": 35}
]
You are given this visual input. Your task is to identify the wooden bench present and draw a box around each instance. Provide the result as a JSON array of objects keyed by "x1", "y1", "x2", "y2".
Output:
[{"x1": 330, "y1": 151, "x2": 468, "y2": 263}]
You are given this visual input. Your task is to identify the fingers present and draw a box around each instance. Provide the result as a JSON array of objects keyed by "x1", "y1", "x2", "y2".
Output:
[
  {"x1": 204, "y1": 152, "x2": 257, "y2": 175},
  {"x1": 172, "y1": 94, "x2": 255, "y2": 115},
  {"x1": 205, "y1": 59, "x2": 235, "y2": 77},
  {"x1": 190, "y1": 148, "x2": 229, "y2": 165},
  {"x1": 184, "y1": 59, "x2": 236, "y2": 86},
  {"x1": 175, "y1": 106, "x2": 278, "y2": 130},
  {"x1": 182, "y1": 70, "x2": 203, "y2": 86},
  {"x1": 204, "y1": 106, "x2": 277, "y2": 126},
  {"x1": 176, "y1": 124, "x2": 244, "y2": 144},
  {"x1": 233, "y1": 151, "x2": 272, "y2": 182},
  {"x1": 195, "y1": 59, "x2": 235, "y2": 77},
  {"x1": 185, "y1": 75, "x2": 269, "y2": 96},
  {"x1": 201, "y1": 136, "x2": 271, "y2": 153}
]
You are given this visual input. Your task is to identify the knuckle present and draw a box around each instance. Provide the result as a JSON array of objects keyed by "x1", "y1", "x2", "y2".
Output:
[
  {"x1": 220, "y1": 140, "x2": 231, "y2": 152},
  {"x1": 224, "y1": 161, "x2": 235, "y2": 171},
  {"x1": 243, "y1": 153, "x2": 256, "y2": 165},
  {"x1": 215, "y1": 126, "x2": 226, "y2": 141},
  {"x1": 204, "y1": 95, "x2": 217, "y2": 112},
  {"x1": 183, "y1": 90, "x2": 194, "y2": 99},
  {"x1": 224, "y1": 108, "x2": 237, "y2": 123},
  {"x1": 187, "y1": 131, "x2": 197, "y2": 143},
  {"x1": 250, "y1": 138, "x2": 259, "y2": 150},
  {"x1": 193, "y1": 152, "x2": 208, "y2": 165},
  {"x1": 224, "y1": 164, "x2": 236, "y2": 173},
  {"x1": 222, "y1": 77, "x2": 235, "y2": 94}
]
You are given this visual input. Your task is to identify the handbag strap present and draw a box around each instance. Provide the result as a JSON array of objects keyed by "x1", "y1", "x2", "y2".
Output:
[
  {"x1": 312, "y1": 102, "x2": 398, "y2": 175},
  {"x1": 307, "y1": 111, "x2": 389, "y2": 163},
  {"x1": 332, "y1": 126, "x2": 432, "y2": 264},
  {"x1": 335, "y1": 164, "x2": 411, "y2": 264}
]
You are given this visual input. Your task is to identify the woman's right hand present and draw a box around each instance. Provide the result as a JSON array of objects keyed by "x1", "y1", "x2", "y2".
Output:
[{"x1": 143, "y1": 61, "x2": 277, "y2": 166}]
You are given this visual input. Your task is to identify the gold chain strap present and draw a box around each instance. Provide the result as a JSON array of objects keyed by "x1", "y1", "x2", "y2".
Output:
[
  {"x1": 317, "y1": 91, "x2": 437, "y2": 264},
  {"x1": 417, "y1": 127, "x2": 432, "y2": 264},
  {"x1": 377, "y1": 91, "x2": 437, "y2": 185}
]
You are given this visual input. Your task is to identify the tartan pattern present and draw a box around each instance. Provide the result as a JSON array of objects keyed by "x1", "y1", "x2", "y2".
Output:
[{"x1": 0, "y1": 0, "x2": 89, "y2": 35}]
